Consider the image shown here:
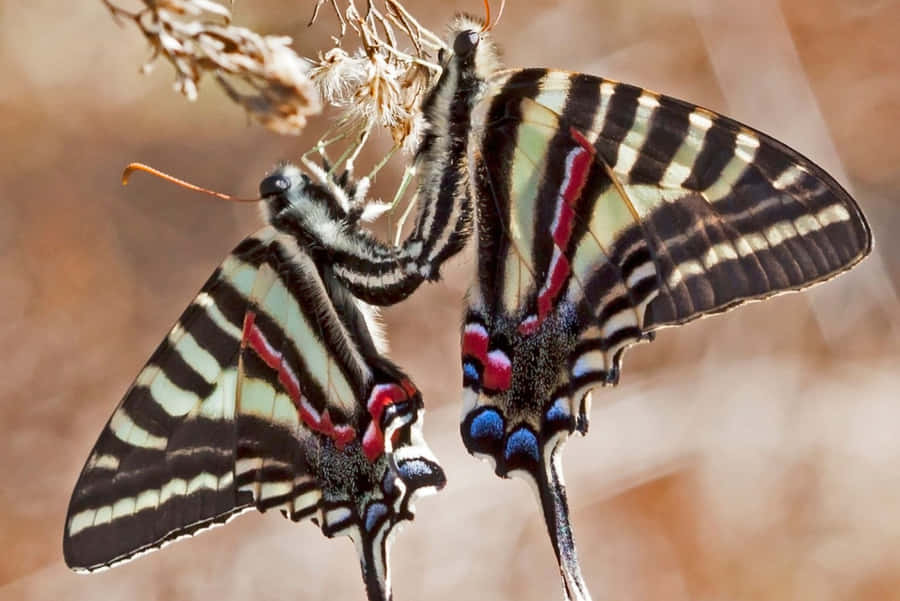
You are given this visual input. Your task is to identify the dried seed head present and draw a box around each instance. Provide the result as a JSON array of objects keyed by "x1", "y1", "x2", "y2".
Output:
[
  {"x1": 105, "y1": 0, "x2": 448, "y2": 177},
  {"x1": 306, "y1": 0, "x2": 445, "y2": 156},
  {"x1": 103, "y1": 0, "x2": 320, "y2": 134},
  {"x1": 311, "y1": 48, "x2": 370, "y2": 107}
]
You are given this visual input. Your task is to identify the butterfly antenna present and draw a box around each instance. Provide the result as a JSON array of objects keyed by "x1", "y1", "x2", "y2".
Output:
[
  {"x1": 481, "y1": 0, "x2": 491, "y2": 31},
  {"x1": 493, "y1": 0, "x2": 507, "y2": 30},
  {"x1": 121, "y1": 163, "x2": 260, "y2": 203},
  {"x1": 481, "y1": 0, "x2": 506, "y2": 32}
]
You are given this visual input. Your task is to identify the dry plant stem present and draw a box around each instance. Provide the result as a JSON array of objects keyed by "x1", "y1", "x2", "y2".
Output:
[
  {"x1": 309, "y1": 0, "x2": 347, "y2": 32},
  {"x1": 334, "y1": 123, "x2": 373, "y2": 175},
  {"x1": 384, "y1": 0, "x2": 446, "y2": 53}
]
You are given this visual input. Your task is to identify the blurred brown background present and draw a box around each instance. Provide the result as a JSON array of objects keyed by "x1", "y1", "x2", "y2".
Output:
[{"x1": 2, "y1": 1, "x2": 899, "y2": 600}]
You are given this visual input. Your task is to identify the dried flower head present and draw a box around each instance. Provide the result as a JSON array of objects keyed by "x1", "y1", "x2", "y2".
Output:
[
  {"x1": 103, "y1": 0, "x2": 320, "y2": 135},
  {"x1": 103, "y1": 0, "x2": 449, "y2": 180},
  {"x1": 307, "y1": 0, "x2": 445, "y2": 158}
]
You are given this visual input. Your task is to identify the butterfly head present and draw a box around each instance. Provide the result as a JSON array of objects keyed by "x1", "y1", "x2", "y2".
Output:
[
  {"x1": 439, "y1": 15, "x2": 501, "y2": 83},
  {"x1": 260, "y1": 163, "x2": 313, "y2": 220},
  {"x1": 259, "y1": 162, "x2": 364, "y2": 232}
]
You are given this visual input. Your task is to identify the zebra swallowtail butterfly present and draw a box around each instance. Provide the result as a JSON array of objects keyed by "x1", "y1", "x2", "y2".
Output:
[
  {"x1": 63, "y1": 163, "x2": 448, "y2": 601},
  {"x1": 412, "y1": 14, "x2": 872, "y2": 601}
]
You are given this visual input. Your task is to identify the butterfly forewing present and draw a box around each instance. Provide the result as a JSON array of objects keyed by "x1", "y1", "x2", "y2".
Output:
[
  {"x1": 64, "y1": 227, "x2": 276, "y2": 571},
  {"x1": 469, "y1": 68, "x2": 871, "y2": 388}
]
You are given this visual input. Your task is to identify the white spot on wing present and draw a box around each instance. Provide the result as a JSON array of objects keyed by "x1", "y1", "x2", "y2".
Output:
[
  {"x1": 661, "y1": 108, "x2": 715, "y2": 187},
  {"x1": 615, "y1": 92, "x2": 658, "y2": 176},
  {"x1": 572, "y1": 350, "x2": 608, "y2": 378},
  {"x1": 705, "y1": 129, "x2": 760, "y2": 203},
  {"x1": 111, "y1": 497, "x2": 136, "y2": 520},
  {"x1": 149, "y1": 370, "x2": 200, "y2": 417},
  {"x1": 196, "y1": 293, "x2": 242, "y2": 340},
  {"x1": 109, "y1": 408, "x2": 167, "y2": 450},
  {"x1": 625, "y1": 261, "x2": 656, "y2": 289},
  {"x1": 293, "y1": 489, "x2": 322, "y2": 514},
  {"x1": 260, "y1": 481, "x2": 293, "y2": 500},
  {"x1": 667, "y1": 259, "x2": 705, "y2": 288},
  {"x1": 160, "y1": 478, "x2": 188, "y2": 505},
  {"x1": 702, "y1": 242, "x2": 740, "y2": 270},
  {"x1": 601, "y1": 309, "x2": 637, "y2": 340},
  {"x1": 67, "y1": 510, "x2": 96, "y2": 537},
  {"x1": 93, "y1": 506, "x2": 112, "y2": 527},
  {"x1": 772, "y1": 164, "x2": 807, "y2": 190},
  {"x1": 135, "y1": 489, "x2": 160, "y2": 513},
  {"x1": 817, "y1": 203, "x2": 851, "y2": 226},
  {"x1": 325, "y1": 506, "x2": 353, "y2": 527},
  {"x1": 87, "y1": 453, "x2": 120, "y2": 471},
  {"x1": 186, "y1": 472, "x2": 219, "y2": 495}
]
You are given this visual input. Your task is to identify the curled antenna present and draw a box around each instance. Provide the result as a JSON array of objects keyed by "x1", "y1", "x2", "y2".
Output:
[{"x1": 121, "y1": 163, "x2": 260, "y2": 203}]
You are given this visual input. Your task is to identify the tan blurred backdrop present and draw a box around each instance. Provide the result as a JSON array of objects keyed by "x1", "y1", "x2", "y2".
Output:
[{"x1": 2, "y1": 1, "x2": 899, "y2": 600}]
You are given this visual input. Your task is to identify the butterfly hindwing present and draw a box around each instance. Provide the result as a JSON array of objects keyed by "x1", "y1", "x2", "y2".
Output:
[
  {"x1": 230, "y1": 236, "x2": 445, "y2": 600},
  {"x1": 234, "y1": 238, "x2": 359, "y2": 520}
]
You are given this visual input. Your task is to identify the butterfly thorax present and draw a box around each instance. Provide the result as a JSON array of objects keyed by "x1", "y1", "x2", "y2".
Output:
[{"x1": 403, "y1": 18, "x2": 501, "y2": 274}]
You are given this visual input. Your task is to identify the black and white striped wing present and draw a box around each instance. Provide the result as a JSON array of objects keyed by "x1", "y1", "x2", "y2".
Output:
[
  {"x1": 64, "y1": 227, "x2": 276, "y2": 571},
  {"x1": 470, "y1": 68, "x2": 871, "y2": 388},
  {"x1": 461, "y1": 67, "x2": 871, "y2": 601},
  {"x1": 64, "y1": 228, "x2": 444, "y2": 601}
]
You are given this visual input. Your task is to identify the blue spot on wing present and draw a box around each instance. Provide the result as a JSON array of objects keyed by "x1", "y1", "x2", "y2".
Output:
[
  {"x1": 504, "y1": 428, "x2": 539, "y2": 463},
  {"x1": 396, "y1": 458, "x2": 447, "y2": 490},
  {"x1": 469, "y1": 408, "x2": 505, "y2": 441},
  {"x1": 397, "y1": 458, "x2": 431, "y2": 479},
  {"x1": 463, "y1": 361, "x2": 480, "y2": 383},
  {"x1": 545, "y1": 401, "x2": 569, "y2": 423},
  {"x1": 365, "y1": 502, "x2": 389, "y2": 532}
]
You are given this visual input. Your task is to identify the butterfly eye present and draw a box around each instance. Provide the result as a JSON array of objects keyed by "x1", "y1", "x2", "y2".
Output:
[
  {"x1": 259, "y1": 173, "x2": 291, "y2": 198},
  {"x1": 453, "y1": 30, "x2": 480, "y2": 58},
  {"x1": 437, "y1": 48, "x2": 446, "y2": 64}
]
